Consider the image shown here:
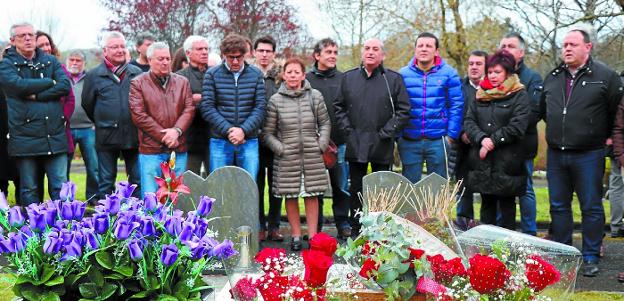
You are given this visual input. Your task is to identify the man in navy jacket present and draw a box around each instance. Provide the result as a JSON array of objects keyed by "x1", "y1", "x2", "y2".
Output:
[{"x1": 200, "y1": 34, "x2": 266, "y2": 179}]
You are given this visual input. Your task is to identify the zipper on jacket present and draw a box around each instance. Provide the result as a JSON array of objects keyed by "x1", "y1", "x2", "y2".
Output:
[
  {"x1": 234, "y1": 74, "x2": 239, "y2": 127},
  {"x1": 297, "y1": 96, "x2": 305, "y2": 172},
  {"x1": 560, "y1": 69, "x2": 586, "y2": 150},
  {"x1": 422, "y1": 74, "x2": 427, "y2": 138}
]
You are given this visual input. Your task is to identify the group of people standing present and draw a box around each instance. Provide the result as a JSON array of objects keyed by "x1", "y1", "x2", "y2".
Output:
[{"x1": 1, "y1": 22, "x2": 624, "y2": 277}]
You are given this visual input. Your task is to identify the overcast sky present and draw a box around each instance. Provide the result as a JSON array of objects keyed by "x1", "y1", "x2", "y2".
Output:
[{"x1": 0, "y1": 0, "x2": 332, "y2": 50}]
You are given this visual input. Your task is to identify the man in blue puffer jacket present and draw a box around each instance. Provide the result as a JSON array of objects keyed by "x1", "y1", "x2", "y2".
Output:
[
  {"x1": 398, "y1": 32, "x2": 463, "y2": 183},
  {"x1": 200, "y1": 34, "x2": 266, "y2": 179}
]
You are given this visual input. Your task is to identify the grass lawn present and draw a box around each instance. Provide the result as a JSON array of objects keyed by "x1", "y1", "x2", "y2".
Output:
[{"x1": 3, "y1": 173, "x2": 610, "y2": 226}]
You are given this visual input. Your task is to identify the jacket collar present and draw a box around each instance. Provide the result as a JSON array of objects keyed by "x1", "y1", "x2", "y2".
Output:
[
  {"x1": 310, "y1": 62, "x2": 337, "y2": 78},
  {"x1": 359, "y1": 63, "x2": 384, "y2": 79},
  {"x1": 4, "y1": 47, "x2": 48, "y2": 66},
  {"x1": 94, "y1": 61, "x2": 141, "y2": 80},
  {"x1": 551, "y1": 56, "x2": 594, "y2": 77},
  {"x1": 410, "y1": 55, "x2": 443, "y2": 73},
  {"x1": 277, "y1": 79, "x2": 313, "y2": 97}
]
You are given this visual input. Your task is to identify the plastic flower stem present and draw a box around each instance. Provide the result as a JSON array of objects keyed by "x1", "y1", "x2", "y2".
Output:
[
  {"x1": 163, "y1": 261, "x2": 176, "y2": 294},
  {"x1": 0, "y1": 211, "x2": 9, "y2": 231}
]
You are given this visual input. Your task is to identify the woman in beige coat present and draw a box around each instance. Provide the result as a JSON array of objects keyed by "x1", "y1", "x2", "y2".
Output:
[{"x1": 262, "y1": 58, "x2": 331, "y2": 251}]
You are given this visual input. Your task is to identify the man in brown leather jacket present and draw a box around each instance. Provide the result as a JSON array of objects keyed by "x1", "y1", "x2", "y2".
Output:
[{"x1": 129, "y1": 42, "x2": 195, "y2": 197}]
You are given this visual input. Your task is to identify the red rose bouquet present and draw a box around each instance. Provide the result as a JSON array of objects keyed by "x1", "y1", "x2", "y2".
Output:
[{"x1": 230, "y1": 233, "x2": 338, "y2": 301}]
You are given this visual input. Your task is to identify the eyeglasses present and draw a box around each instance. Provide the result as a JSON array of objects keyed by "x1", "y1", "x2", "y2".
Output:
[
  {"x1": 255, "y1": 49, "x2": 274, "y2": 54},
  {"x1": 13, "y1": 33, "x2": 35, "y2": 39},
  {"x1": 225, "y1": 54, "x2": 244, "y2": 62}
]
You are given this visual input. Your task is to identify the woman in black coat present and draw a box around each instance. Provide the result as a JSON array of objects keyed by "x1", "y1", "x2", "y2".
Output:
[{"x1": 463, "y1": 50, "x2": 530, "y2": 230}]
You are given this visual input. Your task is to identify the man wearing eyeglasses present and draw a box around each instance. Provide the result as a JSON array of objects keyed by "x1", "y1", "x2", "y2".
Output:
[
  {"x1": 82, "y1": 31, "x2": 143, "y2": 200},
  {"x1": 199, "y1": 34, "x2": 266, "y2": 180},
  {"x1": 0, "y1": 22, "x2": 71, "y2": 205}
]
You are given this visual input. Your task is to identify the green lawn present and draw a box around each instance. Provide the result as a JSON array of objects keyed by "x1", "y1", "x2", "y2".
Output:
[{"x1": 3, "y1": 173, "x2": 611, "y2": 226}]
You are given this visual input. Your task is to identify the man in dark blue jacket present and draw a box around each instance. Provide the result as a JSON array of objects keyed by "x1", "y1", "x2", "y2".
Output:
[
  {"x1": 398, "y1": 32, "x2": 463, "y2": 184},
  {"x1": 0, "y1": 23, "x2": 71, "y2": 205},
  {"x1": 499, "y1": 32, "x2": 543, "y2": 236},
  {"x1": 200, "y1": 34, "x2": 266, "y2": 179},
  {"x1": 82, "y1": 31, "x2": 142, "y2": 200}
]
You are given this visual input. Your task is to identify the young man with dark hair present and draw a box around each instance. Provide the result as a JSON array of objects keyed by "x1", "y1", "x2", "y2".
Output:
[
  {"x1": 200, "y1": 34, "x2": 266, "y2": 180},
  {"x1": 130, "y1": 33, "x2": 155, "y2": 72},
  {"x1": 252, "y1": 35, "x2": 284, "y2": 242},
  {"x1": 306, "y1": 38, "x2": 351, "y2": 239},
  {"x1": 398, "y1": 32, "x2": 464, "y2": 183}
]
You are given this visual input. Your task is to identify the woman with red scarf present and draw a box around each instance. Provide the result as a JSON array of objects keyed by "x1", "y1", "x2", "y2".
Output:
[{"x1": 462, "y1": 50, "x2": 530, "y2": 230}]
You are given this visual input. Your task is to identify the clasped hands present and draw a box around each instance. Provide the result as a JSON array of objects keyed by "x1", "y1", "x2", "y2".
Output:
[
  {"x1": 161, "y1": 128, "x2": 180, "y2": 149},
  {"x1": 227, "y1": 127, "x2": 245, "y2": 146},
  {"x1": 479, "y1": 137, "x2": 494, "y2": 160}
]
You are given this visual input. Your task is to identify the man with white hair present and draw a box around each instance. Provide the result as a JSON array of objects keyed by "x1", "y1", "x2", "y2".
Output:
[
  {"x1": 82, "y1": 31, "x2": 143, "y2": 199},
  {"x1": 176, "y1": 35, "x2": 210, "y2": 175},
  {"x1": 0, "y1": 22, "x2": 71, "y2": 205},
  {"x1": 130, "y1": 42, "x2": 195, "y2": 197},
  {"x1": 334, "y1": 38, "x2": 410, "y2": 235}
]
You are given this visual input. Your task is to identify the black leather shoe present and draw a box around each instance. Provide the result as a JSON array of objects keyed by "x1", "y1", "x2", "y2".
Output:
[
  {"x1": 611, "y1": 229, "x2": 624, "y2": 238},
  {"x1": 582, "y1": 260, "x2": 600, "y2": 277},
  {"x1": 291, "y1": 237, "x2": 302, "y2": 252},
  {"x1": 339, "y1": 227, "x2": 352, "y2": 239}
]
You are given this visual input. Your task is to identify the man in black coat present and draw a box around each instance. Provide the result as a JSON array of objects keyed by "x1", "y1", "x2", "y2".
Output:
[
  {"x1": 82, "y1": 31, "x2": 142, "y2": 200},
  {"x1": 540, "y1": 29, "x2": 624, "y2": 277},
  {"x1": 177, "y1": 35, "x2": 210, "y2": 176},
  {"x1": 252, "y1": 35, "x2": 284, "y2": 242},
  {"x1": 455, "y1": 50, "x2": 487, "y2": 220},
  {"x1": 0, "y1": 23, "x2": 71, "y2": 205},
  {"x1": 334, "y1": 39, "x2": 410, "y2": 234},
  {"x1": 307, "y1": 38, "x2": 351, "y2": 239},
  {"x1": 499, "y1": 32, "x2": 543, "y2": 236}
]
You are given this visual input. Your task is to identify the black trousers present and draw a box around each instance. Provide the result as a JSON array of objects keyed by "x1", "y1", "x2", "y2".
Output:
[
  {"x1": 258, "y1": 146, "x2": 282, "y2": 231},
  {"x1": 348, "y1": 162, "x2": 391, "y2": 231},
  {"x1": 481, "y1": 194, "x2": 516, "y2": 230}
]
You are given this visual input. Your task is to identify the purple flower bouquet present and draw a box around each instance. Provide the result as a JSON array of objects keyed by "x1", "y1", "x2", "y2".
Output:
[{"x1": 0, "y1": 180, "x2": 236, "y2": 300}]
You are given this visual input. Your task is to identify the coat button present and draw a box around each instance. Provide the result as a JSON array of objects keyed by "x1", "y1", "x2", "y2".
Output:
[
  {"x1": 501, "y1": 137, "x2": 505, "y2": 142},
  {"x1": 47, "y1": 134, "x2": 50, "y2": 138},
  {"x1": 45, "y1": 116, "x2": 49, "y2": 120},
  {"x1": 47, "y1": 152, "x2": 51, "y2": 155},
  {"x1": 488, "y1": 123, "x2": 491, "y2": 126},
  {"x1": 26, "y1": 119, "x2": 30, "y2": 122}
]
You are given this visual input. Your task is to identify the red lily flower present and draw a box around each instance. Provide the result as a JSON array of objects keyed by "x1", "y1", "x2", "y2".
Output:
[{"x1": 155, "y1": 160, "x2": 191, "y2": 205}]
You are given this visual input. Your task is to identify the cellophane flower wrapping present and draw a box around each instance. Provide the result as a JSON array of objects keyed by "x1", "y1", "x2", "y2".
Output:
[{"x1": 456, "y1": 225, "x2": 582, "y2": 301}]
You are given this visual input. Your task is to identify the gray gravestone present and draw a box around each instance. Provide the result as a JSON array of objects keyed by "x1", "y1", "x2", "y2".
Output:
[
  {"x1": 176, "y1": 167, "x2": 259, "y2": 255},
  {"x1": 362, "y1": 172, "x2": 447, "y2": 215}
]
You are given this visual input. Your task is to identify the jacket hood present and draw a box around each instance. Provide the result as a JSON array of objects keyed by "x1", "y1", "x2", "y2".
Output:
[
  {"x1": 409, "y1": 55, "x2": 443, "y2": 73},
  {"x1": 277, "y1": 79, "x2": 312, "y2": 98}
]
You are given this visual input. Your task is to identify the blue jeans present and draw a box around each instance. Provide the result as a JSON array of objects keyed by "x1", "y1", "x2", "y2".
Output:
[
  {"x1": 519, "y1": 159, "x2": 537, "y2": 235},
  {"x1": 398, "y1": 137, "x2": 448, "y2": 183},
  {"x1": 17, "y1": 153, "x2": 67, "y2": 205},
  {"x1": 97, "y1": 149, "x2": 140, "y2": 199},
  {"x1": 69, "y1": 128, "x2": 99, "y2": 200},
  {"x1": 547, "y1": 148, "x2": 605, "y2": 262},
  {"x1": 338, "y1": 144, "x2": 349, "y2": 192},
  {"x1": 209, "y1": 138, "x2": 259, "y2": 181},
  {"x1": 139, "y1": 152, "x2": 188, "y2": 198}
]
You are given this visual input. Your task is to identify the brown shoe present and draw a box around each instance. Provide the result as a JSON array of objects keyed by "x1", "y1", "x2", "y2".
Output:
[
  {"x1": 268, "y1": 229, "x2": 284, "y2": 242},
  {"x1": 258, "y1": 230, "x2": 267, "y2": 242},
  {"x1": 618, "y1": 272, "x2": 624, "y2": 283}
]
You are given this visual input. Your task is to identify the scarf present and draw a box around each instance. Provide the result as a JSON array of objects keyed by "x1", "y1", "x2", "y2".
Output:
[
  {"x1": 476, "y1": 74, "x2": 524, "y2": 101},
  {"x1": 104, "y1": 57, "x2": 129, "y2": 83}
]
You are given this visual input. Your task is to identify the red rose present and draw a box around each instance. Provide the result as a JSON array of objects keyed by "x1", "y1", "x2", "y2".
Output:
[
  {"x1": 257, "y1": 274, "x2": 289, "y2": 301},
  {"x1": 230, "y1": 276, "x2": 257, "y2": 301},
  {"x1": 359, "y1": 258, "x2": 379, "y2": 279},
  {"x1": 467, "y1": 254, "x2": 511, "y2": 294},
  {"x1": 310, "y1": 232, "x2": 338, "y2": 257},
  {"x1": 426, "y1": 254, "x2": 467, "y2": 285},
  {"x1": 525, "y1": 254, "x2": 561, "y2": 292},
  {"x1": 303, "y1": 249, "x2": 333, "y2": 287},
  {"x1": 406, "y1": 248, "x2": 426, "y2": 268},
  {"x1": 362, "y1": 240, "x2": 381, "y2": 256},
  {"x1": 254, "y1": 247, "x2": 286, "y2": 273}
]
